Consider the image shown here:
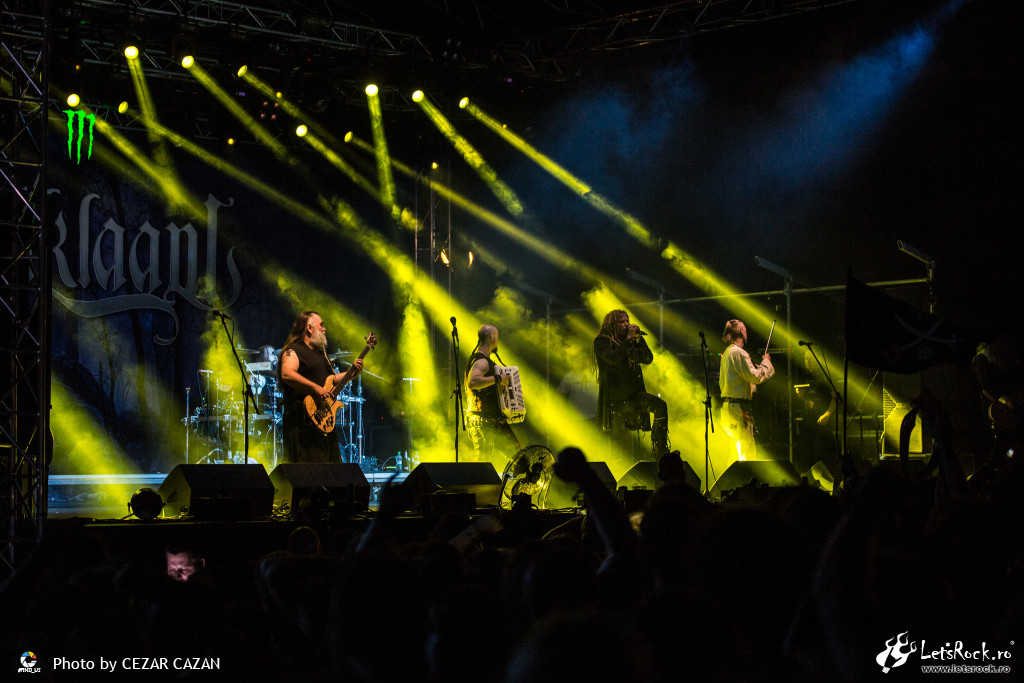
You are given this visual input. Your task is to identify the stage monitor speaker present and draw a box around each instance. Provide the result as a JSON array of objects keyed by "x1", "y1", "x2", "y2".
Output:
[
  {"x1": 616, "y1": 460, "x2": 702, "y2": 493},
  {"x1": 401, "y1": 462, "x2": 501, "y2": 510},
  {"x1": 159, "y1": 464, "x2": 274, "y2": 520},
  {"x1": 547, "y1": 461, "x2": 617, "y2": 508},
  {"x1": 269, "y1": 463, "x2": 370, "y2": 514},
  {"x1": 708, "y1": 460, "x2": 801, "y2": 499}
]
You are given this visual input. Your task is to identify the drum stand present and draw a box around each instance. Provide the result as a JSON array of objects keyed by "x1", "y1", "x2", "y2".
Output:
[
  {"x1": 267, "y1": 378, "x2": 281, "y2": 469},
  {"x1": 337, "y1": 376, "x2": 366, "y2": 465}
]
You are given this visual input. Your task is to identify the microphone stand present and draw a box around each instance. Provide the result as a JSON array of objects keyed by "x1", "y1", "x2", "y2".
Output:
[
  {"x1": 450, "y1": 320, "x2": 465, "y2": 462},
  {"x1": 698, "y1": 331, "x2": 716, "y2": 496},
  {"x1": 803, "y1": 344, "x2": 843, "y2": 476},
  {"x1": 215, "y1": 312, "x2": 258, "y2": 463}
]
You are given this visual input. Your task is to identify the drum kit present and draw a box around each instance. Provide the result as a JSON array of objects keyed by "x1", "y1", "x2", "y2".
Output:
[{"x1": 182, "y1": 345, "x2": 368, "y2": 466}]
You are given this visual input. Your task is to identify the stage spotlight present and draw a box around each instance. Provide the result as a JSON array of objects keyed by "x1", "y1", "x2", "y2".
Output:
[
  {"x1": 117, "y1": 101, "x2": 129, "y2": 114},
  {"x1": 439, "y1": 249, "x2": 450, "y2": 266},
  {"x1": 181, "y1": 55, "x2": 194, "y2": 69},
  {"x1": 237, "y1": 65, "x2": 247, "y2": 77},
  {"x1": 129, "y1": 488, "x2": 164, "y2": 520},
  {"x1": 227, "y1": 137, "x2": 236, "y2": 145},
  {"x1": 344, "y1": 131, "x2": 353, "y2": 143},
  {"x1": 459, "y1": 97, "x2": 469, "y2": 109},
  {"x1": 295, "y1": 124, "x2": 308, "y2": 137},
  {"x1": 365, "y1": 83, "x2": 378, "y2": 96},
  {"x1": 412, "y1": 90, "x2": 424, "y2": 102},
  {"x1": 124, "y1": 45, "x2": 139, "y2": 60},
  {"x1": 66, "y1": 93, "x2": 80, "y2": 107},
  {"x1": 431, "y1": 161, "x2": 438, "y2": 170},
  {"x1": 468, "y1": 251, "x2": 474, "y2": 267}
]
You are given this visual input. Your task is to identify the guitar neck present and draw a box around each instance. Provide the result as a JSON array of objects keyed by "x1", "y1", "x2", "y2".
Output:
[{"x1": 329, "y1": 342, "x2": 373, "y2": 398}]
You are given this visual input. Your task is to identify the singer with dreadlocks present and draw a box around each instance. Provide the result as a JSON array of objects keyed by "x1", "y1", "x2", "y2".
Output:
[
  {"x1": 594, "y1": 310, "x2": 670, "y2": 459},
  {"x1": 465, "y1": 324, "x2": 519, "y2": 464}
]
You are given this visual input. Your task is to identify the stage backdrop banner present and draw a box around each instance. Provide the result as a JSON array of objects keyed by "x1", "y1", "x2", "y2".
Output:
[{"x1": 47, "y1": 133, "x2": 388, "y2": 474}]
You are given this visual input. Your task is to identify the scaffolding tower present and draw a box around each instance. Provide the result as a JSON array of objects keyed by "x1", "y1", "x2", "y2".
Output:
[{"x1": 1, "y1": 0, "x2": 51, "y2": 578}]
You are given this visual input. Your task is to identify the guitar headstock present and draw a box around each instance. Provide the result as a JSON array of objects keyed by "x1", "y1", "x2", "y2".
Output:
[{"x1": 365, "y1": 332, "x2": 378, "y2": 350}]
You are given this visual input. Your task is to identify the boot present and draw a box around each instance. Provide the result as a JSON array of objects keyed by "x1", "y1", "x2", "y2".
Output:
[{"x1": 652, "y1": 417, "x2": 670, "y2": 459}]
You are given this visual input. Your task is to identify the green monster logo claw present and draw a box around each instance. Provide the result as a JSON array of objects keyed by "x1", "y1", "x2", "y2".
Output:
[{"x1": 63, "y1": 109, "x2": 95, "y2": 163}]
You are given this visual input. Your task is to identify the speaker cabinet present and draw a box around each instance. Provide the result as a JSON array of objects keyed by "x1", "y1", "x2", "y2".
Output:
[
  {"x1": 708, "y1": 460, "x2": 801, "y2": 499},
  {"x1": 547, "y1": 461, "x2": 617, "y2": 508},
  {"x1": 401, "y1": 462, "x2": 502, "y2": 509},
  {"x1": 159, "y1": 464, "x2": 274, "y2": 520},
  {"x1": 616, "y1": 460, "x2": 702, "y2": 493},
  {"x1": 269, "y1": 463, "x2": 370, "y2": 514}
]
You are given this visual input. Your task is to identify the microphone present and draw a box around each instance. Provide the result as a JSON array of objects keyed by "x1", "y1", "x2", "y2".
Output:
[
  {"x1": 211, "y1": 309, "x2": 231, "y2": 320},
  {"x1": 450, "y1": 316, "x2": 458, "y2": 340},
  {"x1": 635, "y1": 329, "x2": 648, "y2": 336},
  {"x1": 798, "y1": 340, "x2": 813, "y2": 346}
]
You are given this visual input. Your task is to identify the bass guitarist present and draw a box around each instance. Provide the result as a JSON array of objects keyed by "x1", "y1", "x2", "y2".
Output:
[{"x1": 280, "y1": 310, "x2": 363, "y2": 464}]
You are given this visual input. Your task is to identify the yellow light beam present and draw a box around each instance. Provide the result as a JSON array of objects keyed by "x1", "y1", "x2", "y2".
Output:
[
  {"x1": 126, "y1": 55, "x2": 183, "y2": 197},
  {"x1": 140, "y1": 115, "x2": 338, "y2": 233},
  {"x1": 463, "y1": 100, "x2": 658, "y2": 249},
  {"x1": 186, "y1": 60, "x2": 290, "y2": 162},
  {"x1": 300, "y1": 131, "x2": 388, "y2": 209},
  {"x1": 51, "y1": 382, "x2": 134, "y2": 475},
  {"x1": 365, "y1": 85, "x2": 399, "y2": 219},
  {"x1": 415, "y1": 93, "x2": 524, "y2": 217}
]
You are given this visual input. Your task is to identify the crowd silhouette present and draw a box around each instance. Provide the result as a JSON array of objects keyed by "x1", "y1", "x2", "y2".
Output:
[{"x1": 3, "y1": 380, "x2": 1022, "y2": 681}]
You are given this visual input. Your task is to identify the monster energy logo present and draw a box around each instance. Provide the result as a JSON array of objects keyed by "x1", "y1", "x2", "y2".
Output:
[{"x1": 63, "y1": 110, "x2": 95, "y2": 163}]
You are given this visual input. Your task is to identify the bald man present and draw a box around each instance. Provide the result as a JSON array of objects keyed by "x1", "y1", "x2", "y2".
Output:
[{"x1": 465, "y1": 325, "x2": 518, "y2": 464}]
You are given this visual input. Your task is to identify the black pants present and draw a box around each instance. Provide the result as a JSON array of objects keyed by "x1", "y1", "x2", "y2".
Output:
[{"x1": 614, "y1": 391, "x2": 668, "y2": 431}]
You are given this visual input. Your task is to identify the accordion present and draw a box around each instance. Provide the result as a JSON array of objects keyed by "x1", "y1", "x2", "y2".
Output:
[{"x1": 494, "y1": 365, "x2": 526, "y2": 424}]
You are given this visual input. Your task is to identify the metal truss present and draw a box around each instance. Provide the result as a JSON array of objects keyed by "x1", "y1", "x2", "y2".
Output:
[
  {"x1": 62, "y1": 0, "x2": 432, "y2": 81},
  {"x1": 1, "y1": 0, "x2": 51, "y2": 578},
  {"x1": 484, "y1": 0, "x2": 864, "y2": 78}
]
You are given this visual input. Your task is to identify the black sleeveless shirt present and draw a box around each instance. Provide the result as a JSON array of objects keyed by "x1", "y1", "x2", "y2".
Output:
[
  {"x1": 281, "y1": 342, "x2": 334, "y2": 417},
  {"x1": 466, "y1": 351, "x2": 502, "y2": 418}
]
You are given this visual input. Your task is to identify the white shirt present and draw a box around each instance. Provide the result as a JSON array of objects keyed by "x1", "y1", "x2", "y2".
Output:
[{"x1": 719, "y1": 344, "x2": 775, "y2": 399}]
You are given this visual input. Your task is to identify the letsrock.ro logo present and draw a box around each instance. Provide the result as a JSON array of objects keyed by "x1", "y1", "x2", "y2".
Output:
[
  {"x1": 877, "y1": 632, "x2": 917, "y2": 672},
  {"x1": 63, "y1": 110, "x2": 95, "y2": 164}
]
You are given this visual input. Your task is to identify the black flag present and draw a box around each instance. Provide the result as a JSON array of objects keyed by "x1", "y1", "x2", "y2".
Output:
[{"x1": 845, "y1": 275, "x2": 988, "y2": 374}]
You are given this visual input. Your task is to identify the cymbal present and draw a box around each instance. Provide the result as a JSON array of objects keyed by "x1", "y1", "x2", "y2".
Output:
[{"x1": 236, "y1": 347, "x2": 261, "y2": 354}]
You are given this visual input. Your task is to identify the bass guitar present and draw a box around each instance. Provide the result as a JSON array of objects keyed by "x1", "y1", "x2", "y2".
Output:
[{"x1": 304, "y1": 332, "x2": 377, "y2": 433}]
